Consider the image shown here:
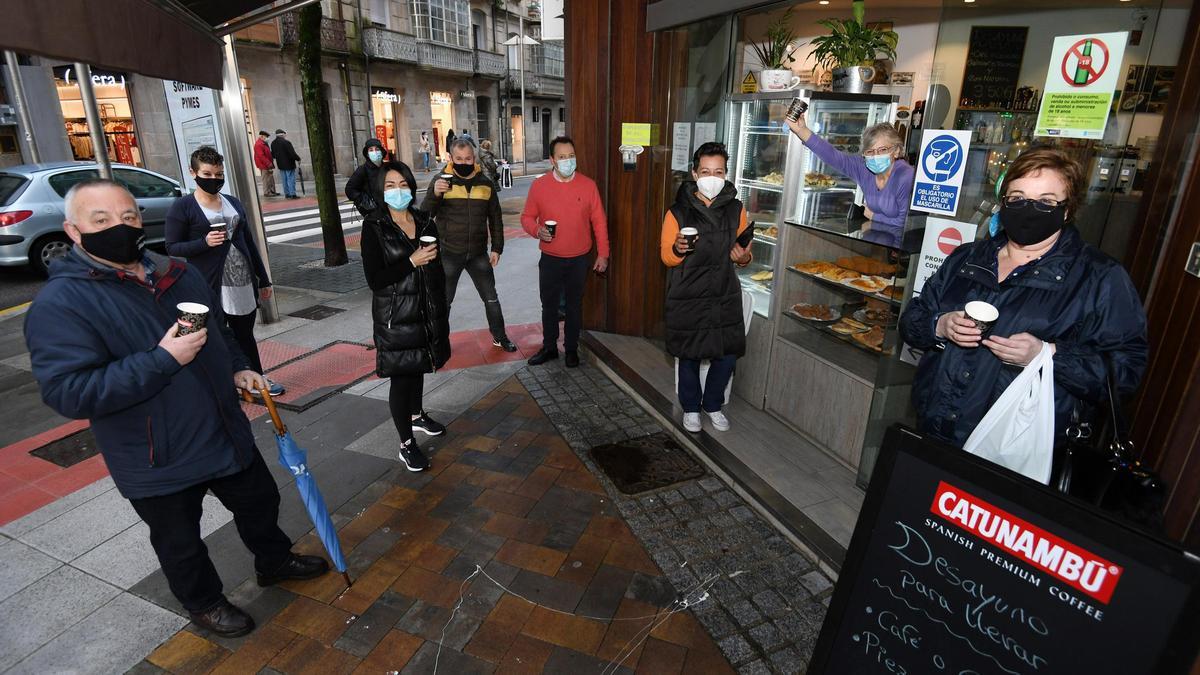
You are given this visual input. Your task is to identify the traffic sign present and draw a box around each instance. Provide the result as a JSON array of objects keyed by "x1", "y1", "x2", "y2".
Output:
[
  {"x1": 909, "y1": 129, "x2": 972, "y2": 217},
  {"x1": 936, "y1": 227, "x2": 962, "y2": 255}
]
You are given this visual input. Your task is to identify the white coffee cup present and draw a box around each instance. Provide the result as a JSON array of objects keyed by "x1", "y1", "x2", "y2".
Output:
[
  {"x1": 760, "y1": 69, "x2": 802, "y2": 91},
  {"x1": 420, "y1": 235, "x2": 437, "y2": 248},
  {"x1": 176, "y1": 302, "x2": 210, "y2": 336},
  {"x1": 964, "y1": 301, "x2": 999, "y2": 335},
  {"x1": 544, "y1": 220, "x2": 557, "y2": 238},
  {"x1": 679, "y1": 227, "x2": 699, "y2": 253}
]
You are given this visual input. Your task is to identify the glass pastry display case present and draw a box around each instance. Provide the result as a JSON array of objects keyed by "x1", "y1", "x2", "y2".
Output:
[
  {"x1": 729, "y1": 91, "x2": 907, "y2": 471},
  {"x1": 725, "y1": 93, "x2": 792, "y2": 316}
]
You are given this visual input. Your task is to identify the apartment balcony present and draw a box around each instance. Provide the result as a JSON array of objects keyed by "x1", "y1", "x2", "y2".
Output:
[
  {"x1": 417, "y1": 40, "x2": 474, "y2": 75},
  {"x1": 474, "y1": 50, "x2": 508, "y2": 79},
  {"x1": 280, "y1": 13, "x2": 349, "y2": 53},
  {"x1": 363, "y1": 26, "x2": 419, "y2": 64},
  {"x1": 507, "y1": 69, "x2": 564, "y2": 98}
]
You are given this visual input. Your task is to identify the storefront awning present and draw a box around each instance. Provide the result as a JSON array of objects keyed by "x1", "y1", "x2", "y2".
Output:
[
  {"x1": 0, "y1": 0, "x2": 303, "y2": 89},
  {"x1": 647, "y1": 0, "x2": 774, "y2": 32}
]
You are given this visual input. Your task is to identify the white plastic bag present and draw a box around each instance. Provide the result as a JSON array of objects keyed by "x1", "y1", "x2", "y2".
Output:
[{"x1": 962, "y1": 342, "x2": 1056, "y2": 484}]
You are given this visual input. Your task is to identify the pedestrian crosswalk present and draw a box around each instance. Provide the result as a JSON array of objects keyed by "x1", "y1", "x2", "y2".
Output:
[{"x1": 264, "y1": 202, "x2": 363, "y2": 244}]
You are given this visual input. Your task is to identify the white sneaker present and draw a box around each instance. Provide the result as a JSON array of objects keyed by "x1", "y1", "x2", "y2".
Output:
[
  {"x1": 705, "y1": 410, "x2": 731, "y2": 431},
  {"x1": 683, "y1": 413, "x2": 702, "y2": 432}
]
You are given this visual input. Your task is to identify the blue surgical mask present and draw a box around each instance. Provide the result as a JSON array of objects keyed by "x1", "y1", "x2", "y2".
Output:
[
  {"x1": 367, "y1": 149, "x2": 383, "y2": 164},
  {"x1": 556, "y1": 158, "x2": 577, "y2": 178},
  {"x1": 384, "y1": 188, "x2": 412, "y2": 211},
  {"x1": 988, "y1": 211, "x2": 1001, "y2": 237},
  {"x1": 864, "y1": 155, "x2": 892, "y2": 175}
]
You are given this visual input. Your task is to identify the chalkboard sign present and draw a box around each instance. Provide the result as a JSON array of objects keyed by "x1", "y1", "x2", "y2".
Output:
[
  {"x1": 960, "y1": 26, "x2": 1028, "y2": 108},
  {"x1": 809, "y1": 426, "x2": 1200, "y2": 675}
]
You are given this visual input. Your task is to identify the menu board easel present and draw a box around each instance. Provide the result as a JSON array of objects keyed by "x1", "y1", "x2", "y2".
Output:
[{"x1": 809, "y1": 425, "x2": 1200, "y2": 674}]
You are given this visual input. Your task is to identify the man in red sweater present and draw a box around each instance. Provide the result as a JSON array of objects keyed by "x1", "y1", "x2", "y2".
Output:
[{"x1": 521, "y1": 136, "x2": 610, "y2": 368}]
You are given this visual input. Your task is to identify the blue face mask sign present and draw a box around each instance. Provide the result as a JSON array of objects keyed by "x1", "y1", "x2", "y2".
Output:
[
  {"x1": 384, "y1": 188, "x2": 412, "y2": 211},
  {"x1": 909, "y1": 130, "x2": 972, "y2": 217}
]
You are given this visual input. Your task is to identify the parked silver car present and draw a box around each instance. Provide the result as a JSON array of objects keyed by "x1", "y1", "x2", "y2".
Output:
[{"x1": 0, "y1": 162, "x2": 183, "y2": 275}]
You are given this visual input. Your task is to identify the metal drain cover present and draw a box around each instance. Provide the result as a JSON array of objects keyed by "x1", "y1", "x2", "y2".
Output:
[
  {"x1": 30, "y1": 429, "x2": 99, "y2": 468},
  {"x1": 589, "y1": 432, "x2": 706, "y2": 494},
  {"x1": 288, "y1": 304, "x2": 347, "y2": 321}
]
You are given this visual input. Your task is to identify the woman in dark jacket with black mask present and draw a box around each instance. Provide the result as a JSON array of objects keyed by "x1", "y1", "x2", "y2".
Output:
[
  {"x1": 361, "y1": 160, "x2": 451, "y2": 472},
  {"x1": 659, "y1": 143, "x2": 754, "y2": 434},
  {"x1": 900, "y1": 148, "x2": 1148, "y2": 450}
]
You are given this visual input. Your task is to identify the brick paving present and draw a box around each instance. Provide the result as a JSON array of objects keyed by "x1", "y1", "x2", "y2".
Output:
[
  {"x1": 517, "y1": 360, "x2": 834, "y2": 674},
  {"x1": 133, "y1": 376, "x2": 739, "y2": 674}
]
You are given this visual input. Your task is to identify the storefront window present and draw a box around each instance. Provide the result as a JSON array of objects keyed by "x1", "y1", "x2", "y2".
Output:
[
  {"x1": 53, "y1": 66, "x2": 142, "y2": 167},
  {"x1": 410, "y1": 0, "x2": 470, "y2": 48}
]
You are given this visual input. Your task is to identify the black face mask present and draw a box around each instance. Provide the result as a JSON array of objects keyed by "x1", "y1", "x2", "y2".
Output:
[
  {"x1": 80, "y1": 224, "x2": 145, "y2": 265},
  {"x1": 195, "y1": 176, "x2": 224, "y2": 195},
  {"x1": 453, "y1": 163, "x2": 474, "y2": 178},
  {"x1": 999, "y1": 202, "x2": 1067, "y2": 246}
]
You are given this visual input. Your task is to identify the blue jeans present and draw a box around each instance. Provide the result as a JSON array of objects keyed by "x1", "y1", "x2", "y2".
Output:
[
  {"x1": 678, "y1": 355, "x2": 737, "y2": 414},
  {"x1": 420, "y1": 152, "x2": 431, "y2": 171},
  {"x1": 280, "y1": 169, "x2": 297, "y2": 197}
]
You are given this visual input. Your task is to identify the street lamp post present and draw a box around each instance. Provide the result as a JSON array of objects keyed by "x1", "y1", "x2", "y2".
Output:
[{"x1": 503, "y1": 20, "x2": 539, "y2": 176}]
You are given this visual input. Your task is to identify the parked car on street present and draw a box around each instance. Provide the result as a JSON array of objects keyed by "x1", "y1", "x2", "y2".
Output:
[{"x1": 0, "y1": 162, "x2": 183, "y2": 275}]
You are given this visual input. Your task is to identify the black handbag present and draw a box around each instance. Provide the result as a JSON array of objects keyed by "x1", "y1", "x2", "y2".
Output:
[{"x1": 1053, "y1": 360, "x2": 1167, "y2": 530}]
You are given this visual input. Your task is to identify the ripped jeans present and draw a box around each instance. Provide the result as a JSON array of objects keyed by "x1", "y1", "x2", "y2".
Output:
[{"x1": 442, "y1": 252, "x2": 508, "y2": 340}]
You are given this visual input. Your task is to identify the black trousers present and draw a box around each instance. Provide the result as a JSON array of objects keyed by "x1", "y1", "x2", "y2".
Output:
[
  {"x1": 539, "y1": 253, "x2": 589, "y2": 352},
  {"x1": 389, "y1": 374, "x2": 424, "y2": 444},
  {"x1": 443, "y1": 253, "x2": 507, "y2": 340},
  {"x1": 128, "y1": 452, "x2": 293, "y2": 613},
  {"x1": 226, "y1": 308, "x2": 264, "y2": 374}
]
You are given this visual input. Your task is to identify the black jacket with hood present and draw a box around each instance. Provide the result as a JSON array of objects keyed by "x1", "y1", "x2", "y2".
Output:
[{"x1": 346, "y1": 139, "x2": 385, "y2": 216}]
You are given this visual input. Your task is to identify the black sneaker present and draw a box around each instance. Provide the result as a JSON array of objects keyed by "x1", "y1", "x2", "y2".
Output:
[
  {"x1": 398, "y1": 439, "x2": 430, "y2": 472},
  {"x1": 527, "y1": 348, "x2": 558, "y2": 366},
  {"x1": 411, "y1": 411, "x2": 445, "y2": 436},
  {"x1": 492, "y1": 336, "x2": 518, "y2": 352}
]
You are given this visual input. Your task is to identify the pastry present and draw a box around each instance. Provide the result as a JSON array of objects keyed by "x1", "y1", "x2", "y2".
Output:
[
  {"x1": 836, "y1": 256, "x2": 898, "y2": 276},
  {"x1": 792, "y1": 303, "x2": 835, "y2": 321},
  {"x1": 852, "y1": 325, "x2": 885, "y2": 351},
  {"x1": 804, "y1": 172, "x2": 837, "y2": 188},
  {"x1": 821, "y1": 267, "x2": 860, "y2": 282},
  {"x1": 792, "y1": 260, "x2": 835, "y2": 275},
  {"x1": 830, "y1": 318, "x2": 869, "y2": 335},
  {"x1": 878, "y1": 286, "x2": 904, "y2": 301},
  {"x1": 750, "y1": 270, "x2": 774, "y2": 282},
  {"x1": 849, "y1": 276, "x2": 889, "y2": 293}
]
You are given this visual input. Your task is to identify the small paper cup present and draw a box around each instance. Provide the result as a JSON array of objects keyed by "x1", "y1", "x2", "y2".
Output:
[
  {"x1": 420, "y1": 236, "x2": 437, "y2": 248},
  {"x1": 544, "y1": 220, "x2": 557, "y2": 238},
  {"x1": 680, "y1": 227, "x2": 699, "y2": 252},
  {"x1": 176, "y1": 302, "x2": 209, "y2": 336},
  {"x1": 964, "y1": 301, "x2": 999, "y2": 336}
]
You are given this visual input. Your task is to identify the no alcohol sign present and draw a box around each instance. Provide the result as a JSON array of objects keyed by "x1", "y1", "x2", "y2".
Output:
[{"x1": 1036, "y1": 31, "x2": 1128, "y2": 139}]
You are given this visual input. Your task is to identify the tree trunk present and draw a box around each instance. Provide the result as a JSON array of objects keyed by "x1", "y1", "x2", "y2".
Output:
[{"x1": 298, "y1": 4, "x2": 348, "y2": 267}]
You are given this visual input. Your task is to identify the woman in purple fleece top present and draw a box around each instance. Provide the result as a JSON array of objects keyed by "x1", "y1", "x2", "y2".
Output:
[{"x1": 786, "y1": 113, "x2": 914, "y2": 231}]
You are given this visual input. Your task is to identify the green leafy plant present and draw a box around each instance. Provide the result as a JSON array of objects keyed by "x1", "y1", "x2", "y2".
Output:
[
  {"x1": 809, "y1": 0, "x2": 898, "y2": 70},
  {"x1": 750, "y1": 8, "x2": 803, "y2": 70}
]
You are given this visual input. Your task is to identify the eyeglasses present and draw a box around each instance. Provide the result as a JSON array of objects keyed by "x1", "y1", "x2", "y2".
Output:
[
  {"x1": 1003, "y1": 195, "x2": 1064, "y2": 212},
  {"x1": 862, "y1": 145, "x2": 895, "y2": 157}
]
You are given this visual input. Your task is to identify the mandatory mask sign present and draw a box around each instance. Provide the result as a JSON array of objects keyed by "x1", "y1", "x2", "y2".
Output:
[{"x1": 910, "y1": 129, "x2": 973, "y2": 217}]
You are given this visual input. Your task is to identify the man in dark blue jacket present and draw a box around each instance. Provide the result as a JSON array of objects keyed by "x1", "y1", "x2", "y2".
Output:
[{"x1": 24, "y1": 179, "x2": 328, "y2": 637}]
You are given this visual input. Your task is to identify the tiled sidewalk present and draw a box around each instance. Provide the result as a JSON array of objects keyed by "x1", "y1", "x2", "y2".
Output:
[{"x1": 135, "y1": 377, "x2": 737, "y2": 674}]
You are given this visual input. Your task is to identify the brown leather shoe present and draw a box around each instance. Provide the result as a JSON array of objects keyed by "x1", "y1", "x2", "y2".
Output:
[{"x1": 189, "y1": 599, "x2": 255, "y2": 638}]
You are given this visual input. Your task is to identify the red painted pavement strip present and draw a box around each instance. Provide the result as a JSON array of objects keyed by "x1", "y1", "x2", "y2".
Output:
[{"x1": 0, "y1": 322, "x2": 560, "y2": 524}]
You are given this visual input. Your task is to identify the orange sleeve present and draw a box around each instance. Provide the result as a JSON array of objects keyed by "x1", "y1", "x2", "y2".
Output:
[
  {"x1": 660, "y1": 211, "x2": 684, "y2": 267},
  {"x1": 735, "y1": 209, "x2": 753, "y2": 267}
]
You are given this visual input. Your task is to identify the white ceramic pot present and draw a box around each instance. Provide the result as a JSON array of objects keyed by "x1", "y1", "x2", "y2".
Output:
[{"x1": 759, "y1": 69, "x2": 801, "y2": 91}]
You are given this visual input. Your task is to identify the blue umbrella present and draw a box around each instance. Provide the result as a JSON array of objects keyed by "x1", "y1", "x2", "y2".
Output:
[{"x1": 245, "y1": 389, "x2": 351, "y2": 588}]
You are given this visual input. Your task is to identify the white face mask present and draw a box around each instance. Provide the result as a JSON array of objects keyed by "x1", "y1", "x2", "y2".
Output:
[{"x1": 696, "y1": 176, "x2": 725, "y2": 200}]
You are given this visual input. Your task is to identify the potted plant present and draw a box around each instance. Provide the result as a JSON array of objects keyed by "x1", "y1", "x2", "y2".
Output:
[
  {"x1": 750, "y1": 8, "x2": 803, "y2": 92},
  {"x1": 809, "y1": 0, "x2": 898, "y2": 93}
]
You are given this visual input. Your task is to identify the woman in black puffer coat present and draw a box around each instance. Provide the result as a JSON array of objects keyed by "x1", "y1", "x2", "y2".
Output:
[{"x1": 361, "y1": 160, "x2": 451, "y2": 472}]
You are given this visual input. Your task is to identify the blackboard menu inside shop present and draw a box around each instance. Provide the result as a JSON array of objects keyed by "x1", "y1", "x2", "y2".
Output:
[
  {"x1": 808, "y1": 426, "x2": 1200, "y2": 675},
  {"x1": 960, "y1": 26, "x2": 1028, "y2": 109}
]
